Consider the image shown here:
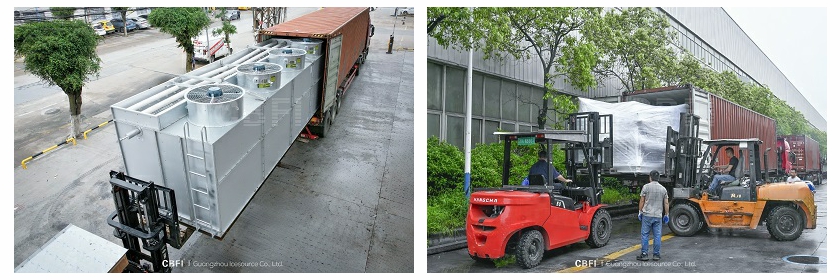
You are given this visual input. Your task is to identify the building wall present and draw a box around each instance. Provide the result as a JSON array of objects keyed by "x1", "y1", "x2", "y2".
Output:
[
  {"x1": 427, "y1": 7, "x2": 825, "y2": 145},
  {"x1": 428, "y1": 60, "x2": 563, "y2": 150},
  {"x1": 659, "y1": 7, "x2": 825, "y2": 131}
]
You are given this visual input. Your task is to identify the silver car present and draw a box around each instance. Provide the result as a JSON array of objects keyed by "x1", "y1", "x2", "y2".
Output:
[
  {"x1": 128, "y1": 17, "x2": 150, "y2": 29},
  {"x1": 91, "y1": 23, "x2": 106, "y2": 36}
]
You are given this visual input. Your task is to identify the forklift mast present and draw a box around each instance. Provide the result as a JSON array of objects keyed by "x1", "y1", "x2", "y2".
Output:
[
  {"x1": 664, "y1": 113, "x2": 702, "y2": 188},
  {"x1": 107, "y1": 171, "x2": 193, "y2": 273},
  {"x1": 564, "y1": 112, "x2": 613, "y2": 201}
]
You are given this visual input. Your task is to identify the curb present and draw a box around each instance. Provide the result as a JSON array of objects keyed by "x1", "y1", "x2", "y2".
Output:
[
  {"x1": 19, "y1": 119, "x2": 114, "y2": 170},
  {"x1": 426, "y1": 203, "x2": 639, "y2": 255}
]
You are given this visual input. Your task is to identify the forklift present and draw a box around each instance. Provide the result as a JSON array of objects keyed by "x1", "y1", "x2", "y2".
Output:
[
  {"x1": 466, "y1": 112, "x2": 614, "y2": 269},
  {"x1": 107, "y1": 171, "x2": 194, "y2": 272},
  {"x1": 665, "y1": 125, "x2": 818, "y2": 241}
]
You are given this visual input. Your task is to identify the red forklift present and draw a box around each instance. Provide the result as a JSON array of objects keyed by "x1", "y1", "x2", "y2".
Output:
[{"x1": 466, "y1": 112, "x2": 614, "y2": 268}]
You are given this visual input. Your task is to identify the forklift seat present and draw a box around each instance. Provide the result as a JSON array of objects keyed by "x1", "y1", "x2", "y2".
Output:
[{"x1": 528, "y1": 174, "x2": 575, "y2": 211}]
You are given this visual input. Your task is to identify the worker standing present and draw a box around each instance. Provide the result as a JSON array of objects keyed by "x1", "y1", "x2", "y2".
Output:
[{"x1": 637, "y1": 170, "x2": 669, "y2": 261}]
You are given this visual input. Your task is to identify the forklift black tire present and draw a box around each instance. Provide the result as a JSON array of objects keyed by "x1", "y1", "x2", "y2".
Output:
[
  {"x1": 669, "y1": 203, "x2": 702, "y2": 237},
  {"x1": 469, "y1": 254, "x2": 494, "y2": 265},
  {"x1": 515, "y1": 229, "x2": 544, "y2": 269},
  {"x1": 585, "y1": 208, "x2": 611, "y2": 248},
  {"x1": 766, "y1": 205, "x2": 804, "y2": 241}
]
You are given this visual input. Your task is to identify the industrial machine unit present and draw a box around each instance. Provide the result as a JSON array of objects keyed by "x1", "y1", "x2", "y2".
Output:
[{"x1": 110, "y1": 38, "x2": 323, "y2": 237}]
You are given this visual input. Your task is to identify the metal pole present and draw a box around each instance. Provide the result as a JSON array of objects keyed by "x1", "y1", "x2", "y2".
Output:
[
  {"x1": 387, "y1": 7, "x2": 397, "y2": 54},
  {"x1": 464, "y1": 7, "x2": 474, "y2": 200}
]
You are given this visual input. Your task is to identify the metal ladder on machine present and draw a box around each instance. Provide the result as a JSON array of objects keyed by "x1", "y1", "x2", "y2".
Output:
[{"x1": 182, "y1": 122, "x2": 215, "y2": 233}]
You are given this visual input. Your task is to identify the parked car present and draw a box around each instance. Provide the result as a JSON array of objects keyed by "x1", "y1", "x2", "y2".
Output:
[
  {"x1": 398, "y1": 7, "x2": 414, "y2": 16},
  {"x1": 90, "y1": 23, "x2": 107, "y2": 36},
  {"x1": 225, "y1": 10, "x2": 240, "y2": 20},
  {"x1": 96, "y1": 19, "x2": 116, "y2": 33},
  {"x1": 110, "y1": 18, "x2": 137, "y2": 32},
  {"x1": 128, "y1": 17, "x2": 150, "y2": 29},
  {"x1": 238, "y1": 7, "x2": 250, "y2": 11}
]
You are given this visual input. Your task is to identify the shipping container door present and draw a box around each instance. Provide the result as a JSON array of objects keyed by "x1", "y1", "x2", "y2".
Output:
[
  {"x1": 323, "y1": 35, "x2": 343, "y2": 113},
  {"x1": 692, "y1": 89, "x2": 712, "y2": 142}
]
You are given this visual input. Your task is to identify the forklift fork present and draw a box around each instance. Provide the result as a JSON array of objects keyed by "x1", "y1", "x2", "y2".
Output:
[{"x1": 107, "y1": 171, "x2": 193, "y2": 272}]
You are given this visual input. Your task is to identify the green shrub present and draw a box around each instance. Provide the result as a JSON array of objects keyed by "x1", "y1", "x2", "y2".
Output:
[
  {"x1": 601, "y1": 177, "x2": 639, "y2": 205},
  {"x1": 427, "y1": 136, "x2": 464, "y2": 197},
  {"x1": 470, "y1": 142, "x2": 566, "y2": 188},
  {"x1": 427, "y1": 188, "x2": 469, "y2": 234},
  {"x1": 492, "y1": 255, "x2": 516, "y2": 268}
]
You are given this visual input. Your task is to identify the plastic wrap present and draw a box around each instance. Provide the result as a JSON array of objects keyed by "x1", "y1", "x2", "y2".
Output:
[{"x1": 578, "y1": 98, "x2": 688, "y2": 174}]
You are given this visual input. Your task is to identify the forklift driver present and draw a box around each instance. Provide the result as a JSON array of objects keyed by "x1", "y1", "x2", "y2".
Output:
[
  {"x1": 529, "y1": 151, "x2": 573, "y2": 190},
  {"x1": 707, "y1": 147, "x2": 739, "y2": 197}
]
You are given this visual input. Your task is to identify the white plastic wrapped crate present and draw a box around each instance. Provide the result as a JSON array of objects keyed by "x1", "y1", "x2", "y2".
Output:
[{"x1": 578, "y1": 98, "x2": 688, "y2": 174}]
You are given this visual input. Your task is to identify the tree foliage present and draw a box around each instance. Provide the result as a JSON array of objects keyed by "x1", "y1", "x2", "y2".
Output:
[
  {"x1": 148, "y1": 7, "x2": 211, "y2": 72},
  {"x1": 50, "y1": 7, "x2": 76, "y2": 19},
  {"x1": 428, "y1": 7, "x2": 601, "y2": 129},
  {"x1": 586, "y1": 7, "x2": 678, "y2": 92},
  {"x1": 212, "y1": 10, "x2": 238, "y2": 53},
  {"x1": 670, "y1": 54, "x2": 826, "y2": 155},
  {"x1": 14, "y1": 20, "x2": 101, "y2": 137}
]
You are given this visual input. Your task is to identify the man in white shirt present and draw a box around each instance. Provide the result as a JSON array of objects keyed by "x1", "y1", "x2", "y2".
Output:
[{"x1": 787, "y1": 170, "x2": 802, "y2": 183}]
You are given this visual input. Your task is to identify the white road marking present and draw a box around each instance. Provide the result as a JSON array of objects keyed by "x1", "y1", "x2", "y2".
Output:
[{"x1": 16, "y1": 102, "x2": 58, "y2": 117}]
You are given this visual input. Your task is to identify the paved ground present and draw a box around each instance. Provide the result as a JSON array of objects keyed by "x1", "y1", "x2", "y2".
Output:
[
  {"x1": 428, "y1": 181, "x2": 828, "y2": 273},
  {"x1": 14, "y1": 7, "x2": 414, "y2": 272},
  {"x1": 170, "y1": 36, "x2": 415, "y2": 274}
]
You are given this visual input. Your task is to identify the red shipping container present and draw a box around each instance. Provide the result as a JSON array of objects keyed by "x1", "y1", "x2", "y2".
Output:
[
  {"x1": 260, "y1": 8, "x2": 372, "y2": 121},
  {"x1": 709, "y1": 94, "x2": 778, "y2": 174},
  {"x1": 781, "y1": 135, "x2": 821, "y2": 174}
]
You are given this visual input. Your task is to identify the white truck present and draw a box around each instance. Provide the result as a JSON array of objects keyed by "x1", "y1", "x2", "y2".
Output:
[{"x1": 192, "y1": 32, "x2": 229, "y2": 63}]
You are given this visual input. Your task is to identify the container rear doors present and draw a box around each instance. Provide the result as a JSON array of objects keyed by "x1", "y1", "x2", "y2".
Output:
[{"x1": 323, "y1": 35, "x2": 343, "y2": 115}]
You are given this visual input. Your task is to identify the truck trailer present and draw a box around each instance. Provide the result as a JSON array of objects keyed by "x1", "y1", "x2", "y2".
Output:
[
  {"x1": 258, "y1": 7, "x2": 374, "y2": 137},
  {"x1": 586, "y1": 84, "x2": 789, "y2": 187},
  {"x1": 781, "y1": 134, "x2": 823, "y2": 184},
  {"x1": 109, "y1": 8, "x2": 373, "y2": 238}
]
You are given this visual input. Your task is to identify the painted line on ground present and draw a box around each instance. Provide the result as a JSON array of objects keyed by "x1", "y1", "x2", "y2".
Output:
[
  {"x1": 17, "y1": 102, "x2": 58, "y2": 117},
  {"x1": 557, "y1": 234, "x2": 675, "y2": 273}
]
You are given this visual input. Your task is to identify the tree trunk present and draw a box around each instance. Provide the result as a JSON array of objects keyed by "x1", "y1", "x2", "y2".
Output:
[
  {"x1": 187, "y1": 53, "x2": 194, "y2": 72},
  {"x1": 538, "y1": 89, "x2": 547, "y2": 129},
  {"x1": 67, "y1": 93, "x2": 83, "y2": 138}
]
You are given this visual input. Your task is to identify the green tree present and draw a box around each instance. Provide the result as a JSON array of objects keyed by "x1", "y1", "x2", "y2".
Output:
[
  {"x1": 112, "y1": 7, "x2": 129, "y2": 36},
  {"x1": 50, "y1": 7, "x2": 76, "y2": 20},
  {"x1": 14, "y1": 20, "x2": 102, "y2": 138},
  {"x1": 670, "y1": 56, "x2": 826, "y2": 156},
  {"x1": 212, "y1": 9, "x2": 238, "y2": 54},
  {"x1": 586, "y1": 7, "x2": 678, "y2": 92},
  {"x1": 428, "y1": 7, "x2": 601, "y2": 129},
  {"x1": 148, "y1": 7, "x2": 211, "y2": 72}
]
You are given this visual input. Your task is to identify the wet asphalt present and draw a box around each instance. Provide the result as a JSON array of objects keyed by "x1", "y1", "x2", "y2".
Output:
[{"x1": 427, "y1": 181, "x2": 828, "y2": 273}]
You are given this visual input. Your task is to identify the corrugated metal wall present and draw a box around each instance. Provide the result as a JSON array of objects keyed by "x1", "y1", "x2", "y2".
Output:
[
  {"x1": 710, "y1": 94, "x2": 779, "y2": 172},
  {"x1": 660, "y1": 7, "x2": 825, "y2": 131},
  {"x1": 427, "y1": 37, "x2": 622, "y2": 98}
]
